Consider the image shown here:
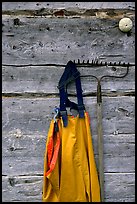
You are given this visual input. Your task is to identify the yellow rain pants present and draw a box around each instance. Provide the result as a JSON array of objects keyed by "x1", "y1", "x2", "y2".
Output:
[{"x1": 42, "y1": 112, "x2": 101, "y2": 202}]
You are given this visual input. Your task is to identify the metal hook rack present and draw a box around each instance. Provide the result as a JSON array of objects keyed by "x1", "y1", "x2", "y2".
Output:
[
  {"x1": 74, "y1": 58, "x2": 134, "y2": 67},
  {"x1": 77, "y1": 59, "x2": 130, "y2": 103}
]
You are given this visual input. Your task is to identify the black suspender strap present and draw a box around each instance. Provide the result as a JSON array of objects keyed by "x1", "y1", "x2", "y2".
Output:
[{"x1": 58, "y1": 61, "x2": 85, "y2": 127}]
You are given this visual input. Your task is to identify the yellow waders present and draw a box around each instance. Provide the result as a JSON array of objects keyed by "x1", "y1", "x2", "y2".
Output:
[{"x1": 42, "y1": 61, "x2": 101, "y2": 202}]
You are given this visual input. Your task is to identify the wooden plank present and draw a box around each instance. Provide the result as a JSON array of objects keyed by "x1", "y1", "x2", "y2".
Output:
[
  {"x1": 2, "y1": 2, "x2": 135, "y2": 202},
  {"x1": 2, "y1": 131, "x2": 135, "y2": 158},
  {"x1": 2, "y1": 175, "x2": 42, "y2": 202},
  {"x1": 2, "y1": 65, "x2": 135, "y2": 94},
  {"x1": 2, "y1": 97, "x2": 135, "y2": 135},
  {"x1": 2, "y1": 2, "x2": 135, "y2": 11},
  {"x1": 104, "y1": 173, "x2": 135, "y2": 202},
  {"x1": 2, "y1": 154, "x2": 135, "y2": 176},
  {"x1": 2, "y1": 16, "x2": 135, "y2": 65},
  {"x1": 2, "y1": 96, "x2": 135, "y2": 175},
  {"x1": 2, "y1": 133, "x2": 135, "y2": 175},
  {"x1": 2, "y1": 173, "x2": 135, "y2": 202}
]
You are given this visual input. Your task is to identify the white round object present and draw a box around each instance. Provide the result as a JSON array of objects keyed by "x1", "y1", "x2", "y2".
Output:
[{"x1": 119, "y1": 17, "x2": 133, "y2": 32}]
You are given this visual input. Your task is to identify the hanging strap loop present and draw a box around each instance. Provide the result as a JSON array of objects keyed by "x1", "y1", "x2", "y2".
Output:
[{"x1": 58, "y1": 61, "x2": 85, "y2": 127}]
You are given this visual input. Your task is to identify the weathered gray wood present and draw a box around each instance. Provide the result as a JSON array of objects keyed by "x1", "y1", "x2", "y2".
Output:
[
  {"x1": 2, "y1": 2, "x2": 135, "y2": 202},
  {"x1": 2, "y1": 131, "x2": 135, "y2": 158},
  {"x1": 2, "y1": 132, "x2": 135, "y2": 175},
  {"x1": 2, "y1": 15, "x2": 135, "y2": 65},
  {"x1": 2, "y1": 96, "x2": 135, "y2": 175},
  {"x1": 2, "y1": 2, "x2": 135, "y2": 12},
  {"x1": 2, "y1": 175, "x2": 42, "y2": 202},
  {"x1": 2, "y1": 150, "x2": 135, "y2": 176},
  {"x1": 104, "y1": 173, "x2": 135, "y2": 202},
  {"x1": 2, "y1": 97, "x2": 135, "y2": 135},
  {"x1": 2, "y1": 173, "x2": 135, "y2": 202},
  {"x1": 2, "y1": 65, "x2": 135, "y2": 94}
]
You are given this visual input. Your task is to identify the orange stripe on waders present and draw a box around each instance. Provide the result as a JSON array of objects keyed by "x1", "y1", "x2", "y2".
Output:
[
  {"x1": 45, "y1": 123, "x2": 60, "y2": 177},
  {"x1": 85, "y1": 112, "x2": 90, "y2": 125}
]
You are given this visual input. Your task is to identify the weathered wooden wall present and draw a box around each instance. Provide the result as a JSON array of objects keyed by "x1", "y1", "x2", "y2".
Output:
[{"x1": 2, "y1": 2, "x2": 135, "y2": 202}]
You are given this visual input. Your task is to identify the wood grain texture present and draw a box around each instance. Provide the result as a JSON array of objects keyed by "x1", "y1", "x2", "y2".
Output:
[
  {"x1": 2, "y1": 131, "x2": 135, "y2": 175},
  {"x1": 2, "y1": 2, "x2": 135, "y2": 202},
  {"x1": 2, "y1": 173, "x2": 135, "y2": 202},
  {"x1": 2, "y1": 15, "x2": 135, "y2": 65},
  {"x1": 2, "y1": 97, "x2": 135, "y2": 175},
  {"x1": 2, "y1": 129, "x2": 135, "y2": 159},
  {"x1": 2, "y1": 2, "x2": 135, "y2": 12},
  {"x1": 2, "y1": 97, "x2": 135, "y2": 135},
  {"x1": 104, "y1": 173, "x2": 135, "y2": 202},
  {"x1": 2, "y1": 65, "x2": 135, "y2": 94},
  {"x1": 2, "y1": 175, "x2": 42, "y2": 202}
]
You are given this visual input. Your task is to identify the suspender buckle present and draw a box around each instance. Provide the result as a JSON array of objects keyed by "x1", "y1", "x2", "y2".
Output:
[{"x1": 60, "y1": 111, "x2": 68, "y2": 127}]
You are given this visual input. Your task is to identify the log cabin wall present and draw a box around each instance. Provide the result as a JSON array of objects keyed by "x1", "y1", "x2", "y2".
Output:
[{"x1": 2, "y1": 2, "x2": 135, "y2": 202}]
